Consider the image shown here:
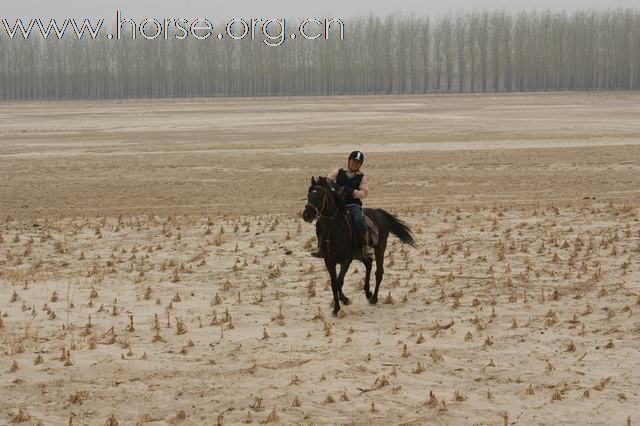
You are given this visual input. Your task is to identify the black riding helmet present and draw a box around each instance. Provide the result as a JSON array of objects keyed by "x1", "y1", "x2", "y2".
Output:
[{"x1": 348, "y1": 150, "x2": 364, "y2": 164}]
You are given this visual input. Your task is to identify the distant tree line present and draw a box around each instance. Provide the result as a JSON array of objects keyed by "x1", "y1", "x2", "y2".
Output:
[{"x1": 1, "y1": 8, "x2": 640, "y2": 100}]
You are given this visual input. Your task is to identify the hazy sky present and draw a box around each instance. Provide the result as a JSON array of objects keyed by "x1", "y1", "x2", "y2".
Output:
[{"x1": 3, "y1": 0, "x2": 639, "y2": 19}]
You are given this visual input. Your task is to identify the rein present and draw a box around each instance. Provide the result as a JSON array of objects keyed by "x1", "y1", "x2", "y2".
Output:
[{"x1": 307, "y1": 185, "x2": 337, "y2": 220}]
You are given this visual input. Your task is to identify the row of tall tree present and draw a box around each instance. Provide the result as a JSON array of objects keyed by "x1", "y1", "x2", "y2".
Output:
[{"x1": 1, "y1": 8, "x2": 640, "y2": 100}]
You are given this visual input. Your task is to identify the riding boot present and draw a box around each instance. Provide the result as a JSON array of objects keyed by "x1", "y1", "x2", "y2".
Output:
[
  {"x1": 361, "y1": 231, "x2": 373, "y2": 258},
  {"x1": 310, "y1": 236, "x2": 324, "y2": 258}
]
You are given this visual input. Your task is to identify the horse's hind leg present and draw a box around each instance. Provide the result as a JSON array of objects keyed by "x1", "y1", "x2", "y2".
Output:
[
  {"x1": 360, "y1": 256, "x2": 373, "y2": 300},
  {"x1": 369, "y1": 243, "x2": 386, "y2": 305}
]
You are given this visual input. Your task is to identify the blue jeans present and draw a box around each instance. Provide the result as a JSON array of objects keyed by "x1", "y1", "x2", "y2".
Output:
[{"x1": 347, "y1": 204, "x2": 367, "y2": 239}]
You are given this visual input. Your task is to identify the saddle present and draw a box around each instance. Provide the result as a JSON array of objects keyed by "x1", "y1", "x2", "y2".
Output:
[{"x1": 344, "y1": 207, "x2": 379, "y2": 247}]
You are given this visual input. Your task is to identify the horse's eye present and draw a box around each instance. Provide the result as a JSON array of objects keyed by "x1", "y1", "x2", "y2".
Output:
[{"x1": 310, "y1": 191, "x2": 322, "y2": 204}]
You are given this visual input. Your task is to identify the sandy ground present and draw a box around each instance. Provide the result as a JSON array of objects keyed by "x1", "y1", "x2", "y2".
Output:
[{"x1": 0, "y1": 92, "x2": 639, "y2": 425}]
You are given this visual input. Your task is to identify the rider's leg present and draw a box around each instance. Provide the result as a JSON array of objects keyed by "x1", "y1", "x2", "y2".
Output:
[{"x1": 351, "y1": 206, "x2": 373, "y2": 257}]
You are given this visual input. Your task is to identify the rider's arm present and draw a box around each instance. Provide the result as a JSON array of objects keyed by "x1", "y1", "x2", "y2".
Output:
[
  {"x1": 354, "y1": 175, "x2": 369, "y2": 200},
  {"x1": 326, "y1": 169, "x2": 340, "y2": 182}
]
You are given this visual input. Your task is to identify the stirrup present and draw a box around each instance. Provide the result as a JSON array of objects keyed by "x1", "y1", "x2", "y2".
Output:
[{"x1": 361, "y1": 234, "x2": 373, "y2": 257}]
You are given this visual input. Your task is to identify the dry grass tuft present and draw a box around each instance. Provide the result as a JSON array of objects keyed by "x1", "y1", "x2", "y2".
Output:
[
  {"x1": 426, "y1": 391, "x2": 438, "y2": 408},
  {"x1": 264, "y1": 408, "x2": 278, "y2": 423},
  {"x1": 526, "y1": 384, "x2": 535, "y2": 395},
  {"x1": 12, "y1": 408, "x2": 31, "y2": 423},
  {"x1": 453, "y1": 390, "x2": 466, "y2": 402},
  {"x1": 291, "y1": 396, "x2": 301, "y2": 407},
  {"x1": 104, "y1": 414, "x2": 118, "y2": 426}
]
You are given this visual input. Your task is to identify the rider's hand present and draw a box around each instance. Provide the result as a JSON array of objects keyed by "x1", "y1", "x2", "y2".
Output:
[{"x1": 342, "y1": 187, "x2": 355, "y2": 196}]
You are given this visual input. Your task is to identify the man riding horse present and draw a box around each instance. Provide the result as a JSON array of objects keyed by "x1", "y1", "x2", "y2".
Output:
[
  {"x1": 310, "y1": 150, "x2": 373, "y2": 258},
  {"x1": 303, "y1": 161, "x2": 415, "y2": 316}
]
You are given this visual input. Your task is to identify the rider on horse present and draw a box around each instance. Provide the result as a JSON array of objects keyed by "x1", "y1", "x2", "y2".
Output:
[{"x1": 310, "y1": 150, "x2": 373, "y2": 258}]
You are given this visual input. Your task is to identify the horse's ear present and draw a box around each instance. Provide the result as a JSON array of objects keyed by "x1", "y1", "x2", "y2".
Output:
[{"x1": 311, "y1": 176, "x2": 316, "y2": 185}]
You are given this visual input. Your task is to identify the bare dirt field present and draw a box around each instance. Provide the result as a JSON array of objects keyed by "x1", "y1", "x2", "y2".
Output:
[{"x1": 1, "y1": 92, "x2": 639, "y2": 425}]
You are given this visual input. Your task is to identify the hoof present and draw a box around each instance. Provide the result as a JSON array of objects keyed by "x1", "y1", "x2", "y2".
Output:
[
  {"x1": 340, "y1": 296, "x2": 351, "y2": 305},
  {"x1": 368, "y1": 297, "x2": 378, "y2": 305},
  {"x1": 310, "y1": 250, "x2": 324, "y2": 258},
  {"x1": 365, "y1": 291, "x2": 373, "y2": 300}
]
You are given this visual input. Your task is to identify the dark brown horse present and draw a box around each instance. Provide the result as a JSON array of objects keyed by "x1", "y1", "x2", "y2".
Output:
[{"x1": 302, "y1": 176, "x2": 416, "y2": 316}]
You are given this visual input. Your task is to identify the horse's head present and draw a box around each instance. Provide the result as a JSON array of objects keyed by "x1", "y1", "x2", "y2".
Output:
[{"x1": 303, "y1": 176, "x2": 335, "y2": 222}]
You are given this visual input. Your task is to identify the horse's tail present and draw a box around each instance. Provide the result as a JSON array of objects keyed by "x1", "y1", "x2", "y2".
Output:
[{"x1": 377, "y1": 209, "x2": 416, "y2": 247}]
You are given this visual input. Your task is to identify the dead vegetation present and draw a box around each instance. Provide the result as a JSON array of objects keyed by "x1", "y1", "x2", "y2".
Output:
[{"x1": 0, "y1": 190, "x2": 638, "y2": 425}]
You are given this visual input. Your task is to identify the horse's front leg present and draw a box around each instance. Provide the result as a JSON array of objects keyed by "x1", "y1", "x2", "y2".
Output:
[
  {"x1": 335, "y1": 259, "x2": 353, "y2": 314},
  {"x1": 324, "y1": 259, "x2": 340, "y2": 316}
]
